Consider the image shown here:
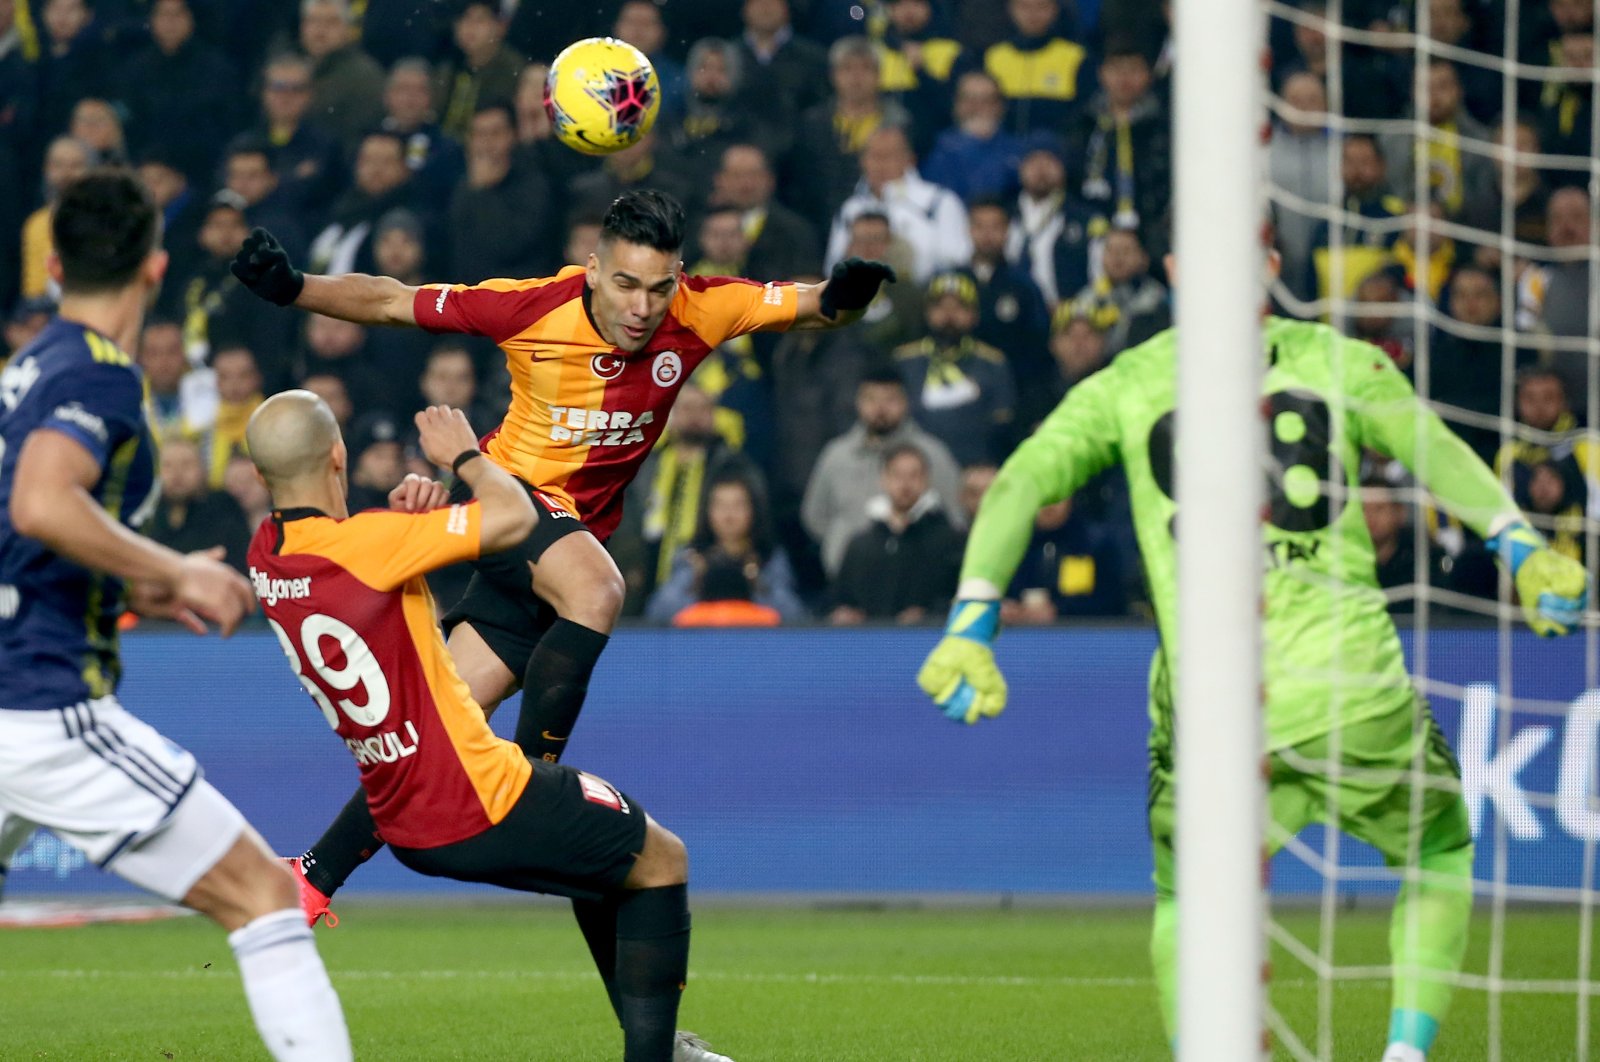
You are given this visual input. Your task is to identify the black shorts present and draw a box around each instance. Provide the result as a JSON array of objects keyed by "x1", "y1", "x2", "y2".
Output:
[
  {"x1": 390, "y1": 760, "x2": 647, "y2": 902},
  {"x1": 441, "y1": 475, "x2": 590, "y2": 673}
]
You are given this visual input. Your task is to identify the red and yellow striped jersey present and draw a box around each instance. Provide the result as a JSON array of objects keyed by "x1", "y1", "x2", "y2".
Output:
[
  {"x1": 413, "y1": 267, "x2": 797, "y2": 540},
  {"x1": 248, "y1": 503, "x2": 532, "y2": 849}
]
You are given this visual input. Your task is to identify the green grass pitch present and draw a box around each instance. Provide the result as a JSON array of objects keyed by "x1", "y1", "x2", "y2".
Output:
[{"x1": 0, "y1": 901, "x2": 1592, "y2": 1059}]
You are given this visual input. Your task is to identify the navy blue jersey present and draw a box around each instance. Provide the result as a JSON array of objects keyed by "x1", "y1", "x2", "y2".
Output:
[{"x1": 0, "y1": 320, "x2": 158, "y2": 711}]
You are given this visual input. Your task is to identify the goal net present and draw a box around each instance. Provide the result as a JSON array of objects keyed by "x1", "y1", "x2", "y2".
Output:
[{"x1": 1246, "y1": 0, "x2": 1600, "y2": 1058}]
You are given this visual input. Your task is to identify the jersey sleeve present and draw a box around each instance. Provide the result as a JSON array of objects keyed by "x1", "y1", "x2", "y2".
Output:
[
  {"x1": 679, "y1": 276, "x2": 798, "y2": 346},
  {"x1": 1344, "y1": 337, "x2": 1521, "y2": 536},
  {"x1": 959, "y1": 361, "x2": 1124, "y2": 594},
  {"x1": 38, "y1": 363, "x2": 144, "y2": 467},
  {"x1": 316, "y1": 503, "x2": 483, "y2": 592},
  {"x1": 412, "y1": 276, "x2": 564, "y2": 342}
]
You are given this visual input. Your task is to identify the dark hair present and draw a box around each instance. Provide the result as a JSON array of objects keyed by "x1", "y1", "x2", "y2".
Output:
[
  {"x1": 600, "y1": 189, "x2": 686, "y2": 253},
  {"x1": 1517, "y1": 365, "x2": 1567, "y2": 394},
  {"x1": 696, "y1": 554, "x2": 756, "y2": 603},
  {"x1": 1344, "y1": 132, "x2": 1384, "y2": 161},
  {"x1": 52, "y1": 168, "x2": 161, "y2": 295},
  {"x1": 851, "y1": 210, "x2": 891, "y2": 230},
  {"x1": 360, "y1": 128, "x2": 409, "y2": 157},
  {"x1": 471, "y1": 100, "x2": 516, "y2": 128},
  {"x1": 858, "y1": 363, "x2": 904, "y2": 389},
  {"x1": 691, "y1": 466, "x2": 775, "y2": 561},
  {"x1": 225, "y1": 138, "x2": 274, "y2": 166},
  {"x1": 968, "y1": 195, "x2": 1012, "y2": 219},
  {"x1": 210, "y1": 345, "x2": 259, "y2": 369},
  {"x1": 454, "y1": 0, "x2": 498, "y2": 18}
]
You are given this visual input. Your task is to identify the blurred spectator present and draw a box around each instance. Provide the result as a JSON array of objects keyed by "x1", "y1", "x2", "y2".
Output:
[
  {"x1": 957, "y1": 462, "x2": 999, "y2": 527},
  {"x1": 372, "y1": 208, "x2": 427, "y2": 284},
  {"x1": 1065, "y1": 42, "x2": 1172, "y2": 258},
  {"x1": 135, "y1": 148, "x2": 202, "y2": 288},
  {"x1": 67, "y1": 97, "x2": 123, "y2": 163},
  {"x1": 20, "y1": 135, "x2": 94, "y2": 301},
  {"x1": 364, "y1": 208, "x2": 436, "y2": 397},
  {"x1": 967, "y1": 196, "x2": 1050, "y2": 387},
  {"x1": 837, "y1": 213, "x2": 922, "y2": 358},
  {"x1": 38, "y1": 0, "x2": 110, "y2": 141},
  {"x1": 301, "y1": 372, "x2": 353, "y2": 431},
  {"x1": 5, "y1": 296, "x2": 56, "y2": 358},
  {"x1": 922, "y1": 71, "x2": 1028, "y2": 205},
  {"x1": 381, "y1": 57, "x2": 466, "y2": 204},
  {"x1": 309, "y1": 129, "x2": 419, "y2": 276},
  {"x1": 1361, "y1": 476, "x2": 1477, "y2": 615},
  {"x1": 1537, "y1": 30, "x2": 1594, "y2": 186},
  {"x1": 139, "y1": 318, "x2": 215, "y2": 444},
  {"x1": 634, "y1": 380, "x2": 753, "y2": 592},
  {"x1": 710, "y1": 143, "x2": 821, "y2": 280},
  {"x1": 803, "y1": 366, "x2": 963, "y2": 576},
  {"x1": 222, "y1": 452, "x2": 271, "y2": 533},
  {"x1": 689, "y1": 205, "x2": 749, "y2": 276},
  {"x1": 1271, "y1": 0, "x2": 1405, "y2": 121},
  {"x1": 1381, "y1": 59, "x2": 1493, "y2": 217},
  {"x1": 345, "y1": 412, "x2": 407, "y2": 512},
  {"x1": 434, "y1": 0, "x2": 523, "y2": 141},
  {"x1": 612, "y1": 0, "x2": 686, "y2": 121},
  {"x1": 168, "y1": 191, "x2": 295, "y2": 375},
  {"x1": 645, "y1": 468, "x2": 806, "y2": 624},
  {"x1": 826, "y1": 125, "x2": 970, "y2": 283},
  {"x1": 980, "y1": 0, "x2": 1092, "y2": 137},
  {"x1": 788, "y1": 35, "x2": 909, "y2": 232},
  {"x1": 300, "y1": 0, "x2": 387, "y2": 152},
  {"x1": 739, "y1": 0, "x2": 829, "y2": 124},
  {"x1": 1005, "y1": 141, "x2": 1093, "y2": 306},
  {"x1": 113, "y1": 0, "x2": 237, "y2": 183},
  {"x1": 1040, "y1": 296, "x2": 1116, "y2": 418},
  {"x1": 298, "y1": 312, "x2": 391, "y2": 417},
  {"x1": 662, "y1": 38, "x2": 767, "y2": 188},
  {"x1": 564, "y1": 212, "x2": 602, "y2": 268},
  {"x1": 359, "y1": 0, "x2": 450, "y2": 67},
  {"x1": 660, "y1": 556, "x2": 784, "y2": 627},
  {"x1": 829, "y1": 442, "x2": 961, "y2": 625},
  {"x1": 1305, "y1": 134, "x2": 1405, "y2": 301},
  {"x1": 205, "y1": 344, "x2": 264, "y2": 487},
  {"x1": 146, "y1": 436, "x2": 250, "y2": 573},
  {"x1": 768, "y1": 300, "x2": 875, "y2": 508},
  {"x1": 236, "y1": 52, "x2": 344, "y2": 220},
  {"x1": 1267, "y1": 72, "x2": 1332, "y2": 304},
  {"x1": 1519, "y1": 186, "x2": 1591, "y2": 351},
  {"x1": 894, "y1": 270, "x2": 1016, "y2": 466},
  {"x1": 1430, "y1": 263, "x2": 1529, "y2": 462},
  {"x1": 1071, "y1": 227, "x2": 1169, "y2": 356},
  {"x1": 1420, "y1": 0, "x2": 1500, "y2": 124},
  {"x1": 1494, "y1": 367, "x2": 1596, "y2": 564},
  {"x1": 512, "y1": 61, "x2": 599, "y2": 193},
  {"x1": 418, "y1": 341, "x2": 496, "y2": 433},
  {"x1": 570, "y1": 128, "x2": 697, "y2": 221},
  {"x1": 1002, "y1": 497, "x2": 1129, "y2": 621},
  {"x1": 1348, "y1": 270, "x2": 1414, "y2": 372},
  {"x1": 1388, "y1": 201, "x2": 1457, "y2": 302},
  {"x1": 450, "y1": 101, "x2": 552, "y2": 281},
  {"x1": 1460, "y1": 119, "x2": 1548, "y2": 271},
  {"x1": 877, "y1": 0, "x2": 964, "y2": 149},
  {"x1": 0, "y1": 0, "x2": 32, "y2": 306},
  {"x1": 222, "y1": 140, "x2": 308, "y2": 264}
]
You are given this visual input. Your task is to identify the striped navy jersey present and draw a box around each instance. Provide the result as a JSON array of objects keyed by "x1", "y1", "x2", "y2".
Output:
[{"x1": 0, "y1": 319, "x2": 158, "y2": 711}]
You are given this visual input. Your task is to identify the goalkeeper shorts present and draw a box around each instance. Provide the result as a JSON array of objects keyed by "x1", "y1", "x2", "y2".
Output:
[{"x1": 1148, "y1": 698, "x2": 1472, "y2": 896}]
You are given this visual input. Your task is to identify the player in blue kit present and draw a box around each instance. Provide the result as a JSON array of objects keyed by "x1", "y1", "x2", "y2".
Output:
[{"x1": 0, "y1": 170, "x2": 352, "y2": 1061}]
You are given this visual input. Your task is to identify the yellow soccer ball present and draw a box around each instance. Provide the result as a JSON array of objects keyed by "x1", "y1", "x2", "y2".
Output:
[{"x1": 543, "y1": 37, "x2": 661, "y2": 156}]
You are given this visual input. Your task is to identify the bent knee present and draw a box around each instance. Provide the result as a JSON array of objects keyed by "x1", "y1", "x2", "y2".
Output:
[{"x1": 626, "y1": 820, "x2": 688, "y2": 889}]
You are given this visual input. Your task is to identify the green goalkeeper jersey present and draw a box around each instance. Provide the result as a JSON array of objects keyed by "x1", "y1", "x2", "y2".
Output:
[{"x1": 962, "y1": 317, "x2": 1521, "y2": 751}]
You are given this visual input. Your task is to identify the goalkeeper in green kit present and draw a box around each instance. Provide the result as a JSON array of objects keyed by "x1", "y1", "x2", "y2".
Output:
[{"x1": 916, "y1": 258, "x2": 1589, "y2": 1062}]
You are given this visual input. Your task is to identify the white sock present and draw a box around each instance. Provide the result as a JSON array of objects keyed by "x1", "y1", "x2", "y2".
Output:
[
  {"x1": 228, "y1": 909, "x2": 352, "y2": 1062},
  {"x1": 1381, "y1": 1044, "x2": 1426, "y2": 1062}
]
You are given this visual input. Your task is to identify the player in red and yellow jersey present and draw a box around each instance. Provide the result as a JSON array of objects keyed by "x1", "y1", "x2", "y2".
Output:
[
  {"x1": 246, "y1": 392, "x2": 734, "y2": 1062},
  {"x1": 231, "y1": 191, "x2": 894, "y2": 916}
]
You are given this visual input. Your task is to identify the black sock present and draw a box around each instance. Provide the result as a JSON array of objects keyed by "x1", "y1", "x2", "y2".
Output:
[
  {"x1": 573, "y1": 896, "x2": 623, "y2": 1022},
  {"x1": 615, "y1": 884, "x2": 690, "y2": 1062},
  {"x1": 301, "y1": 787, "x2": 384, "y2": 898},
  {"x1": 515, "y1": 619, "x2": 609, "y2": 762}
]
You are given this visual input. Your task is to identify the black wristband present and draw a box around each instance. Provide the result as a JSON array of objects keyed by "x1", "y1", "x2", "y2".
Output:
[{"x1": 451, "y1": 450, "x2": 483, "y2": 477}]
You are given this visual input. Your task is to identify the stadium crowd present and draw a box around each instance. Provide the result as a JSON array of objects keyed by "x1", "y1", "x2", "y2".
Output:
[{"x1": 0, "y1": 0, "x2": 1594, "y2": 625}]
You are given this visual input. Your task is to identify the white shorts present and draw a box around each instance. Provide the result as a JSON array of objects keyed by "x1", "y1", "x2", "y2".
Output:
[{"x1": 0, "y1": 697, "x2": 246, "y2": 901}]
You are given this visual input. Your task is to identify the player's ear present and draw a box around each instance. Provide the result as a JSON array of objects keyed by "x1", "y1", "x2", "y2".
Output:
[
  {"x1": 1264, "y1": 248, "x2": 1283, "y2": 280},
  {"x1": 143, "y1": 248, "x2": 170, "y2": 288},
  {"x1": 331, "y1": 438, "x2": 348, "y2": 475},
  {"x1": 45, "y1": 251, "x2": 63, "y2": 287}
]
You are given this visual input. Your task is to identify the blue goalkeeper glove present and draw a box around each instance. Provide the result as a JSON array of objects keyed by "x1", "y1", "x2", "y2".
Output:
[
  {"x1": 1488, "y1": 521, "x2": 1589, "y2": 637},
  {"x1": 917, "y1": 599, "x2": 1007, "y2": 724}
]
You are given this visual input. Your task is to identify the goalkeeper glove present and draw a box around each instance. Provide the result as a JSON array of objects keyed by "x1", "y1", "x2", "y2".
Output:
[
  {"x1": 231, "y1": 227, "x2": 305, "y2": 307},
  {"x1": 917, "y1": 599, "x2": 1007, "y2": 724},
  {"x1": 1488, "y1": 521, "x2": 1589, "y2": 637},
  {"x1": 818, "y1": 257, "x2": 897, "y2": 319}
]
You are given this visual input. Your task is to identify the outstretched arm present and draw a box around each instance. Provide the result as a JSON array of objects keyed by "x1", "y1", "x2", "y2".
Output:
[
  {"x1": 231, "y1": 227, "x2": 419, "y2": 327},
  {"x1": 792, "y1": 258, "x2": 898, "y2": 330}
]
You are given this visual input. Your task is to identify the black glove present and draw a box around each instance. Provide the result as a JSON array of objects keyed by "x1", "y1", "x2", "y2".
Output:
[
  {"x1": 230, "y1": 227, "x2": 305, "y2": 307},
  {"x1": 819, "y1": 257, "x2": 897, "y2": 319}
]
